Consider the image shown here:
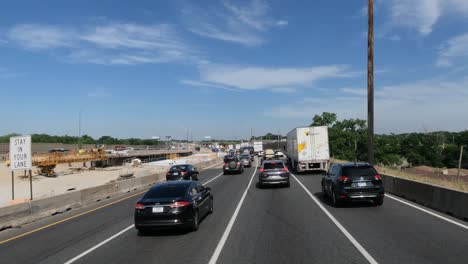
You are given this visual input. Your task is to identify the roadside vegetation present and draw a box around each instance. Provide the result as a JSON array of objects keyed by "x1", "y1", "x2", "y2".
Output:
[
  {"x1": 0, "y1": 134, "x2": 165, "y2": 146},
  {"x1": 310, "y1": 112, "x2": 468, "y2": 169}
]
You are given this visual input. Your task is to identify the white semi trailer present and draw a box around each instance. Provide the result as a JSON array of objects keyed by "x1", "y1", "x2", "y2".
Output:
[
  {"x1": 253, "y1": 141, "x2": 263, "y2": 155},
  {"x1": 286, "y1": 126, "x2": 330, "y2": 172}
]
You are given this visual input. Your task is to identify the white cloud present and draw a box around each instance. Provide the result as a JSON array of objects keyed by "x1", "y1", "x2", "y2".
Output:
[
  {"x1": 387, "y1": 35, "x2": 401, "y2": 41},
  {"x1": 184, "y1": 0, "x2": 285, "y2": 46},
  {"x1": 271, "y1": 87, "x2": 296, "y2": 93},
  {"x1": 269, "y1": 76, "x2": 468, "y2": 133},
  {"x1": 385, "y1": 0, "x2": 468, "y2": 35},
  {"x1": 341, "y1": 88, "x2": 366, "y2": 96},
  {"x1": 275, "y1": 20, "x2": 288, "y2": 27},
  {"x1": 8, "y1": 24, "x2": 74, "y2": 50},
  {"x1": 88, "y1": 89, "x2": 111, "y2": 98},
  {"x1": 436, "y1": 32, "x2": 468, "y2": 67},
  {"x1": 6, "y1": 22, "x2": 194, "y2": 65},
  {"x1": 180, "y1": 79, "x2": 241, "y2": 92},
  {"x1": 0, "y1": 67, "x2": 22, "y2": 79},
  {"x1": 189, "y1": 63, "x2": 355, "y2": 91}
]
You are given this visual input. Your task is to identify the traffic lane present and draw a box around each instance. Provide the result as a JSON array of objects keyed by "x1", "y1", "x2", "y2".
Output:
[
  {"x1": 69, "y1": 164, "x2": 257, "y2": 264},
  {"x1": 0, "y1": 162, "x2": 222, "y2": 242},
  {"x1": 295, "y1": 172, "x2": 468, "y2": 264},
  {"x1": 0, "y1": 164, "x2": 225, "y2": 264},
  {"x1": 217, "y1": 171, "x2": 368, "y2": 264}
]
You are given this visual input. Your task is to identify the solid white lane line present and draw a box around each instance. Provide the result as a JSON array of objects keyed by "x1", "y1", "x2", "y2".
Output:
[
  {"x1": 385, "y1": 193, "x2": 468, "y2": 231},
  {"x1": 64, "y1": 161, "x2": 225, "y2": 263},
  {"x1": 203, "y1": 173, "x2": 224, "y2": 186},
  {"x1": 202, "y1": 161, "x2": 224, "y2": 170},
  {"x1": 291, "y1": 174, "x2": 379, "y2": 264},
  {"x1": 208, "y1": 159, "x2": 258, "y2": 264},
  {"x1": 64, "y1": 225, "x2": 134, "y2": 264}
]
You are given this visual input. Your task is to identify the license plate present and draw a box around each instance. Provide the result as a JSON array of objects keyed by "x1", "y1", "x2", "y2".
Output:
[
  {"x1": 152, "y1": 207, "x2": 164, "y2": 213},
  {"x1": 173, "y1": 173, "x2": 178, "y2": 175},
  {"x1": 357, "y1": 182, "x2": 368, "y2": 187}
]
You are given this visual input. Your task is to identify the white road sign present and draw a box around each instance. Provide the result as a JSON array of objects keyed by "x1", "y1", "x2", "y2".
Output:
[{"x1": 9, "y1": 135, "x2": 32, "y2": 171}]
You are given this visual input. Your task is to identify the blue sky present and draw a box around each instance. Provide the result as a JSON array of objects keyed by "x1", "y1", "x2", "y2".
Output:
[{"x1": 0, "y1": 0, "x2": 467, "y2": 140}]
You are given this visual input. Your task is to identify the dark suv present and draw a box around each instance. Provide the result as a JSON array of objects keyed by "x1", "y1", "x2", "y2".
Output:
[
  {"x1": 223, "y1": 155, "x2": 244, "y2": 174},
  {"x1": 321, "y1": 162, "x2": 384, "y2": 206}
]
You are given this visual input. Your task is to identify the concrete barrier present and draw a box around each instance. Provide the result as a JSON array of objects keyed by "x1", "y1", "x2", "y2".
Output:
[
  {"x1": 0, "y1": 157, "x2": 223, "y2": 230},
  {"x1": 382, "y1": 174, "x2": 468, "y2": 221},
  {"x1": 0, "y1": 203, "x2": 31, "y2": 229}
]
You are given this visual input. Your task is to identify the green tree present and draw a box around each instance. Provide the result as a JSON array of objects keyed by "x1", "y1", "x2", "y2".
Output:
[{"x1": 310, "y1": 112, "x2": 337, "y2": 127}]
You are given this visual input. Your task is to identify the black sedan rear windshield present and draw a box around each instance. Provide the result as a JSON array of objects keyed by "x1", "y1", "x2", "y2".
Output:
[
  {"x1": 263, "y1": 162, "x2": 285, "y2": 170},
  {"x1": 343, "y1": 166, "x2": 377, "y2": 177},
  {"x1": 144, "y1": 185, "x2": 188, "y2": 199},
  {"x1": 170, "y1": 165, "x2": 187, "y2": 170}
]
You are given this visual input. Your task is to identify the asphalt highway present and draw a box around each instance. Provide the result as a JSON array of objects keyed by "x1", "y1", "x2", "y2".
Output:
[{"x1": 0, "y1": 159, "x2": 467, "y2": 264}]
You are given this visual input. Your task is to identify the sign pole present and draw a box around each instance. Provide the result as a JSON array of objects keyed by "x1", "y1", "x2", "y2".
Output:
[
  {"x1": 11, "y1": 171, "x2": 14, "y2": 200},
  {"x1": 29, "y1": 170, "x2": 33, "y2": 200}
]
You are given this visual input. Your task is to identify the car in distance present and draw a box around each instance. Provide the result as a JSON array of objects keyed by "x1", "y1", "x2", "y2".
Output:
[
  {"x1": 321, "y1": 162, "x2": 385, "y2": 206},
  {"x1": 166, "y1": 164, "x2": 199, "y2": 181},
  {"x1": 240, "y1": 154, "x2": 252, "y2": 167},
  {"x1": 135, "y1": 181, "x2": 213, "y2": 234},
  {"x1": 261, "y1": 149, "x2": 275, "y2": 163},
  {"x1": 48, "y1": 148, "x2": 69, "y2": 153},
  {"x1": 228, "y1": 149, "x2": 236, "y2": 156},
  {"x1": 223, "y1": 155, "x2": 244, "y2": 174},
  {"x1": 258, "y1": 160, "x2": 290, "y2": 188},
  {"x1": 274, "y1": 151, "x2": 288, "y2": 164}
]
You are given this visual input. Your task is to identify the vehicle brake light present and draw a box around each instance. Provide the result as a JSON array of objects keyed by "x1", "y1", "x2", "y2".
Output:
[
  {"x1": 171, "y1": 201, "x2": 190, "y2": 208},
  {"x1": 135, "y1": 203, "x2": 145, "y2": 210},
  {"x1": 237, "y1": 162, "x2": 241, "y2": 165},
  {"x1": 374, "y1": 174, "x2": 382, "y2": 180},
  {"x1": 181, "y1": 171, "x2": 188, "y2": 175},
  {"x1": 166, "y1": 172, "x2": 170, "y2": 175},
  {"x1": 281, "y1": 167, "x2": 288, "y2": 172},
  {"x1": 339, "y1": 175, "x2": 349, "y2": 181},
  {"x1": 260, "y1": 168, "x2": 265, "y2": 173}
]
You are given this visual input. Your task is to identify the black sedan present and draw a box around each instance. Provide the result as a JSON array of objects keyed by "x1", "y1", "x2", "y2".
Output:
[
  {"x1": 134, "y1": 181, "x2": 213, "y2": 234},
  {"x1": 166, "y1": 164, "x2": 199, "y2": 181}
]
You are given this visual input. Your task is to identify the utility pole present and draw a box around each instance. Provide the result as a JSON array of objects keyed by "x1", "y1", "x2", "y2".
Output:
[
  {"x1": 277, "y1": 128, "x2": 281, "y2": 149},
  {"x1": 367, "y1": 0, "x2": 375, "y2": 165},
  {"x1": 457, "y1": 145, "x2": 464, "y2": 181},
  {"x1": 250, "y1": 128, "x2": 253, "y2": 142},
  {"x1": 78, "y1": 108, "x2": 82, "y2": 149}
]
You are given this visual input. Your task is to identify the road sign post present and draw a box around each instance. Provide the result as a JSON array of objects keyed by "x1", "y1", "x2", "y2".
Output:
[
  {"x1": 9, "y1": 135, "x2": 33, "y2": 200},
  {"x1": 11, "y1": 171, "x2": 14, "y2": 200}
]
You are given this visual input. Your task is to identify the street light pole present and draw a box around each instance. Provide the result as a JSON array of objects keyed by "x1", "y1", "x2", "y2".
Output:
[
  {"x1": 367, "y1": 0, "x2": 375, "y2": 165},
  {"x1": 457, "y1": 145, "x2": 464, "y2": 181},
  {"x1": 78, "y1": 108, "x2": 82, "y2": 149}
]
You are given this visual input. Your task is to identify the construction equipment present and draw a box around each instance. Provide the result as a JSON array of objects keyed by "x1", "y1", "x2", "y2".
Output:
[{"x1": 6, "y1": 148, "x2": 108, "y2": 176}]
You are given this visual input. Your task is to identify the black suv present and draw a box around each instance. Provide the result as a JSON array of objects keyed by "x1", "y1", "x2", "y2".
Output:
[{"x1": 321, "y1": 162, "x2": 384, "y2": 206}]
